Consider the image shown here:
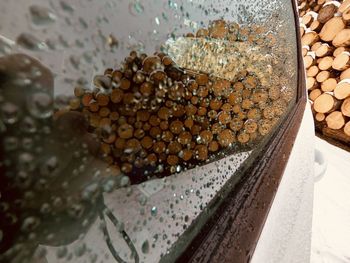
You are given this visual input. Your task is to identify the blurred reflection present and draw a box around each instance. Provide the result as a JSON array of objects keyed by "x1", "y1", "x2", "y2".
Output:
[{"x1": 0, "y1": 54, "x2": 137, "y2": 263}]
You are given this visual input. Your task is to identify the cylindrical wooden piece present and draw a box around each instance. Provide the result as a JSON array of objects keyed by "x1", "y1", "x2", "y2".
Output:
[
  {"x1": 307, "y1": 76, "x2": 319, "y2": 90},
  {"x1": 314, "y1": 93, "x2": 337, "y2": 113},
  {"x1": 307, "y1": 65, "x2": 319, "y2": 77},
  {"x1": 321, "y1": 78, "x2": 337, "y2": 92},
  {"x1": 309, "y1": 88, "x2": 322, "y2": 101},
  {"x1": 302, "y1": 47, "x2": 309, "y2": 57},
  {"x1": 315, "y1": 112, "x2": 326, "y2": 121},
  {"x1": 311, "y1": 41, "x2": 322, "y2": 51},
  {"x1": 339, "y1": 0, "x2": 350, "y2": 13},
  {"x1": 333, "y1": 29, "x2": 350, "y2": 47},
  {"x1": 303, "y1": 53, "x2": 316, "y2": 69},
  {"x1": 341, "y1": 97, "x2": 350, "y2": 117},
  {"x1": 334, "y1": 79, "x2": 350, "y2": 99},
  {"x1": 342, "y1": 7, "x2": 350, "y2": 25},
  {"x1": 300, "y1": 26, "x2": 305, "y2": 38},
  {"x1": 301, "y1": 31, "x2": 320, "y2": 46},
  {"x1": 316, "y1": 70, "x2": 332, "y2": 83},
  {"x1": 325, "y1": 111, "x2": 345, "y2": 129},
  {"x1": 333, "y1": 47, "x2": 349, "y2": 57},
  {"x1": 299, "y1": 1, "x2": 309, "y2": 11},
  {"x1": 315, "y1": 44, "x2": 334, "y2": 57},
  {"x1": 318, "y1": 4, "x2": 337, "y2": 24},
  {"x1": 318, "y1": 56, "x2": 334, "y2": 70},
  {"x1": 310, "y1": 20, "x2": 323, "y2": 32},
  {"x1": 302, "y1": 13, "x2": 316, "y2": 27},
  {"x1": 340, "y1": 68, "x2": 350, "y2": 80},
  {"x1": 319, "y1": 17, "x2": 345, "y2": 42},
  {"x1": 332, "y1": 52, "x2": 350, "y2": 70},
  {"x1": 344, "y1": 121, "x2": 350, "y2": 136}
]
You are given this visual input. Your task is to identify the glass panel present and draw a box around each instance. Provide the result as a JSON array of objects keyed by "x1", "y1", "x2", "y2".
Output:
[{"x1": 0, "y1": 0, "x2": 297, "y2": 262}]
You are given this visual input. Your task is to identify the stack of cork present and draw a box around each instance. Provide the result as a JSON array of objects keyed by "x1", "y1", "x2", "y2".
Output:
[
  {"x1": 66, "y1": 20, "x2": 292, "y2": 179},
  {"x1": 299, "y1": 0, "x2": 350, "y2": 144}
]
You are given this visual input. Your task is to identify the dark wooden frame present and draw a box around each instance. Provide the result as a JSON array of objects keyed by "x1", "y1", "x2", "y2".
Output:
[{"x1": 175, "y1": 0, "x2": 307, "y2": 262}]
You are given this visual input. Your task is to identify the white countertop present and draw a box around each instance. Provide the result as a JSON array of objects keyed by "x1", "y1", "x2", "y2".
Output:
[{"x1": 311, "y1": 137, "x2": 350, "y2": 263}]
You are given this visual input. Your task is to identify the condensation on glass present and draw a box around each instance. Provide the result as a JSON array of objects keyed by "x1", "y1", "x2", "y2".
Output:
[{"x1": 0, "y1": 0, "x2": 297, "y2": 262}]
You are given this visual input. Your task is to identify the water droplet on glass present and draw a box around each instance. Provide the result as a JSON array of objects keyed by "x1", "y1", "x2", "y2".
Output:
[
  {"x1": 69, "y1": 55, "x2": 81, "y2": 69},
  {"x1": 155, "y1": 17, "x2": 160, "y2": 25},
  {"x1": 30, "y1": 66, "x2": 43, "y2": 79},
  {"x1": 129, "y1": 1, "x2": 144, "y2": 16},
  {"x1": 168, "y1": 0, "x2": 178, "y2": 9},
  {"x1": 22, "y1": 137, "x2": 34, "y2": 151},
  {"x1": 12, "y1": 76, "x2": 32, "y2": 87},
  {"x1": 60, "y1": 1, "x2": 74, "y2": 13},
  {"x1": 68, "y1": 203, "x2": 85, "y2": 219},
  {"x1": 40, "y1": 156, "x2": 58, "y2": 176},
  {"x1": 107, "y1": 34, "x2": 119, "y2": 49},
  {"x1": 82, "y1": 183, "x2": 99, "y2": 201},
  {"x1": 46, "y1": 38, "x2": 56, "y2": 50},
  {"x1": 102, "y1": 179, "x2": 115, "y2": 193},
  {"x1": 1, "y1": 102, "x2": 19, "y2": 124},
  {"x1": 74, "y1": 243, "x2": 86, "y2": 257},
  {"x1": 75, "y1": 39, "x2": 84, "y2": 48},
  {"x1": 3, "y1": 137, "x2": 19, "y2": 151},
  {"x1": 34, "y1": 246, "x2": 47, "y2": 258},
  {"x1": 126, "y1": 186, "x2": 133, "y2": 196},
  {"x1": 21, "y1": 116, "x2": 37, "y2": 133},
  {"x1": 16, "y1": 33, "x2": 47, "y2": 51},
  {"x1": 138, "y1": 195, "x2": 147, "y2": 206},
  {"x1": 141, "y1": 240, "x2": 150, "y2": 254},
  {"x1": 27, "y1": 92, "x2": 53, "y2": 119},
  {"x1": 127, "y1": 35, "x2": 145, "y2": 52},
  {"x1": 53, "y1": 196, "x2": 63, "y2": 208},
  {"x1": 162, "y1": 12, "x2": 168, "y2": 21},
  {"x1": 120, "y1": 176, "x2": 130, "y2": 187},
  {"x1": 3, "y1": 212, "x2": 17, "y2": 226},
  {"x1": 40, "y1": 203, "x2": 51, "y2": 214},
  {"x1": 0, "y1": 121, "x2": 6, "y2": 133},
  {"x1": 34, "y1": 178, "x2": 49, "y2": 191},
  {"x1": 0, "y1": 37, "x2": 13, "y2": 55},
  {"x1": 18, "y1": 152, "x2": 36, "y2": 171},
  {"x1": 78, "y1": 17, "x2": 88, "y2": 29},
  {"x1": 151, "y1": 206, "x2": 158, "y2": 216},
  {"x1": 90, "y1": 253, "x2": 98, "y2": 263},
  {"x1": 29, "y1": 5, "x2": 56, "y2": 26},
  {"x1": 21, "y1": 216, "x2": 40, "y2": 232},
  {"x1": 56, "y1": 247, "x2": 68, "y2": 259},
  {"x1": 58, "y1": 35, "x2": 69, "y2": 48},
  {"x1": 139, "y1": 207, "x2": 145, "y2": 215}
]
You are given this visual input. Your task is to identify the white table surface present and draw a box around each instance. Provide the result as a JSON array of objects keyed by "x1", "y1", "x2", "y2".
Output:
[{"x1": 311, "y1": 137, "x2": 350, "y2": 263}]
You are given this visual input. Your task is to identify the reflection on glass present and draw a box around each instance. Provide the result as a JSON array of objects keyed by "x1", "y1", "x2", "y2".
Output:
[{"x1": 0, "y1": 0, "x2": 297, "y2": 262}]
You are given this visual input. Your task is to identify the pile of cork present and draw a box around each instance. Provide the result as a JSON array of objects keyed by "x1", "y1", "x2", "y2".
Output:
[
  {"x1": 67, "y1": 20, "x2": 290, "y2": 179},
  {"x1": 299, "y1": 0, "x2": 350, "y2": 144}
]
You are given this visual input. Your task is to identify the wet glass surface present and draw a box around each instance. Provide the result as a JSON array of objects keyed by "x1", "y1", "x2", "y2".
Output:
[{"x1": 0, "y1": 0, "x2": 297, "y2": 262}]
